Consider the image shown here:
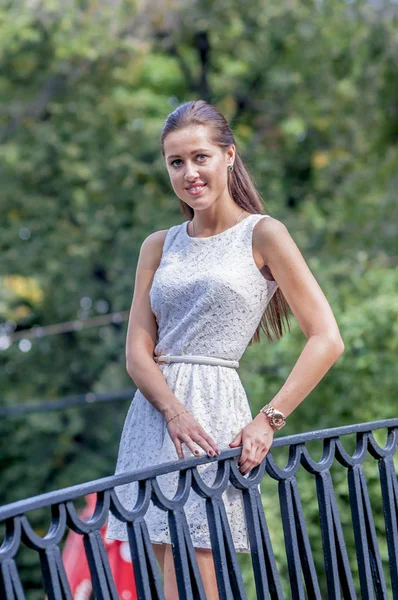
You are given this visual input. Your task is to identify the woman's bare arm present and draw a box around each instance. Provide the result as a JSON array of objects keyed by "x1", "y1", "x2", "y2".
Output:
[
  {"x1": 231, "y1": 216, "x2": 344, "y2": 474},
  {"x1": 254, "y1": 217, "x2": 344, "y2": 420},
  {"x1": 126, "y1": 231, "x2": 219, "y2": 458},
  {"x1": 125, "y1": 230, "x2": 183, "y2": 420}
]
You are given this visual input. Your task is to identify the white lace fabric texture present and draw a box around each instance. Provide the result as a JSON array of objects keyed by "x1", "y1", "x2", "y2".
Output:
[{"x1": 105, "y1": 213, "x2": 278, "y2": 552}]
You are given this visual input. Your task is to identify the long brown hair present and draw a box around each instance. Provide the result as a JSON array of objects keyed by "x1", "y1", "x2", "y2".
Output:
[{"x1": 160, "y1": 100, "x2": 290, "y2": 343}]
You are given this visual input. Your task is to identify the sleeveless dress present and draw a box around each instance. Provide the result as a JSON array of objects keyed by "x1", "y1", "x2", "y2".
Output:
[{"x1": 105, "y1": 213, "x2": 278, "y2": 553}]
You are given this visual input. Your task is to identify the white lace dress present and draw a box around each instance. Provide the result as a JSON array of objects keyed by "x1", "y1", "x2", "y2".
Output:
[{"x1": 105, "y1": 213, "x2": 278, "y2": 552}]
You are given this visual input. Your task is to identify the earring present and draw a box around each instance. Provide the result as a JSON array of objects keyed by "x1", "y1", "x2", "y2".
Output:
[{"x1": 228, "y1": 164, "x2": 234, "y2": 172}]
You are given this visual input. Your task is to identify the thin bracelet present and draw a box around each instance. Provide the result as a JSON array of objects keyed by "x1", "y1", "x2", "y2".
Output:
[{"x1": 166, "y1": 409, "x2": 189, "y2": 425}]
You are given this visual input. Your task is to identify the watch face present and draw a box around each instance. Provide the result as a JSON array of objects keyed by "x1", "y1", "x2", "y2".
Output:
[
  {"x1": 272, "y1": 411, "x2": 285, "y2": 427},
  {"x1": 274, "y1": 410, "x2": 284, "y2": 419}
]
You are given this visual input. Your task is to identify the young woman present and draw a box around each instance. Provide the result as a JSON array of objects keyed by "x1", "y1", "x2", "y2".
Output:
[{"x1": 106, "y1": 100, "x2": 344, "y2": 599}]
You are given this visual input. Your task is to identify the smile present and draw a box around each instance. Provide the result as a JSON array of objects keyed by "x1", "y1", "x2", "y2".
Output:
[{"x1": 186, "y1": 184, "x2": 206, "y2": 196}]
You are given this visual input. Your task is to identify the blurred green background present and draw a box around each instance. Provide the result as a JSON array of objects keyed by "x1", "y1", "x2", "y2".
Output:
[{"x1": 0, "y1": 0, "x2": 397, "y2": 597}]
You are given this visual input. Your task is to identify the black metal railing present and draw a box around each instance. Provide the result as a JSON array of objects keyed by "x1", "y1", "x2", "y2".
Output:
[{"x1": 0, "y1": 418, "x2": 397, "y2": 599}]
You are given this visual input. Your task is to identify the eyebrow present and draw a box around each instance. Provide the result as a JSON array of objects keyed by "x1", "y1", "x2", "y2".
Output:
[{"x1": 167, "y1": 148, "x2": 210, "y2": 160}]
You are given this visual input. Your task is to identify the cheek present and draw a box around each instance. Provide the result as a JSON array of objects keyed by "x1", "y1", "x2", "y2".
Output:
[
  {"x1": 214, "y1": 165, "x2": 227, "y2": 185},
  {"x1": 168, "y1": 172, "x2": 185, "y2": 197},
  {"x1": 167, "y1": 170, "x2": 179, "y2": 186}
]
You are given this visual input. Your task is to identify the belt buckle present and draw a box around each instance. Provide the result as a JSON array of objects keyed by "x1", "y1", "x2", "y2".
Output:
[{"x1": 157, "y1": 354, "x2": 171, "y2": 364}]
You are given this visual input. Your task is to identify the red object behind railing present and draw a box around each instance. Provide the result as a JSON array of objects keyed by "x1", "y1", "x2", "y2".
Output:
[{"x1": 62, "y1": 494, "x2": 137, "y2": 599}]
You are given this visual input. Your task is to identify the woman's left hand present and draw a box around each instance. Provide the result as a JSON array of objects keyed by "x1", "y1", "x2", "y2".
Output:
[{"x1": 229, "y1": 413, "x2": 274, "y2": 475}]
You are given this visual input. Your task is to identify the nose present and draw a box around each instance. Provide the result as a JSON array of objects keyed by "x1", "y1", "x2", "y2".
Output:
[{"x1": 184, "y1": 161, "x2": 199, "y2": 181}]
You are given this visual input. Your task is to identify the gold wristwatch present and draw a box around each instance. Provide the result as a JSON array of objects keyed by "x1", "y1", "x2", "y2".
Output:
[{"x1": 260, "y1": 404, "x2": 286, "y2": 431}]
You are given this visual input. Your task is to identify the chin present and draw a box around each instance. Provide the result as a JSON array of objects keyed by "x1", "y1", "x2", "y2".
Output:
[
  {"x1": 189, "y1": 202, "x2": 214, "y2": 211},
  {"x1": 181, "y1": 196, "x2": 211, "y2": 208}
]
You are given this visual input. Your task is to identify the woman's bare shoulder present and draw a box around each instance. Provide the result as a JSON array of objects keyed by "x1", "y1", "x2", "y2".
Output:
[
  {"x1": 139, "y1": 229, "x2": 170, "y2": 270},
  {"x1": 254, "y1": 215, "x2": 287, "y2": 237},
  {"x1": 252, "y1": 214, "x2": 288, "y2": 250}
]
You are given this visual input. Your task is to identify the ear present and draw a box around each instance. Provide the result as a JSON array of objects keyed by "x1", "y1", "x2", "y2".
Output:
[{"x1": 225, "y1": 144, "x2": 235, "y2": 165}]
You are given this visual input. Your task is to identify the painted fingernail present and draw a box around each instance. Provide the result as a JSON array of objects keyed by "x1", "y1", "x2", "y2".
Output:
[
  {"x1": 194, "y1": 450, "x2": 200, "y2": 456},
  {"x1": 237, "y1": 462, "x2": 241, "y2": 466},
  {"x1": 209, "y1": 450, "x2": 214, "y2": 456}
]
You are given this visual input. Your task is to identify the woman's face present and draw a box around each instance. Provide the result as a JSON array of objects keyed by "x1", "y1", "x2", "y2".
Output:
[{"x1": 163, "y1": 124, "x2": 235, "y2": 210}]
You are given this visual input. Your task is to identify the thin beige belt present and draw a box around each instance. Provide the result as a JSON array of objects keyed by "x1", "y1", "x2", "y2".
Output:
[{"x1": 154, "y1": 354, "x2": 239, "y2": 369}]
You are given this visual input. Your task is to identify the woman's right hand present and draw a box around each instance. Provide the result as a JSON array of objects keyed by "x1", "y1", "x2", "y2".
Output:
[{"x1": 166, "y1": 410, "x2": 220, "y2": 459}]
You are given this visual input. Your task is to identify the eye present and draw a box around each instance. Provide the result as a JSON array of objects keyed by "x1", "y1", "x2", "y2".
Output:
[
  {"x1": 170, "y1": 154, "x2": 208, "y2": 168},
  {"x1": 170, "y1": 159, "x2": 183, "y2": 168}
]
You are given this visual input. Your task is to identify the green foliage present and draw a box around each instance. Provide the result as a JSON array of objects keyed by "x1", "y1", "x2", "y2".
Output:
[{"x1": 0, "y1": 0, "x2": 397, "y2": 596}]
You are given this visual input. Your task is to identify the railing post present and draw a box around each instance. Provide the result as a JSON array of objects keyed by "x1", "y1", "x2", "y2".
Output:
[
  {"x1": 347, "y1": 463, "x2": 388, "y2": 599},
  {"x1": 378, "y1": 456, "x2": 398, "y2": 599}
]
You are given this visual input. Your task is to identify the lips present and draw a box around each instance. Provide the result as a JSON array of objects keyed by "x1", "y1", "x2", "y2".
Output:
[{"x1": 185, "y1": 183, "x2": 207, "y2": 196}]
